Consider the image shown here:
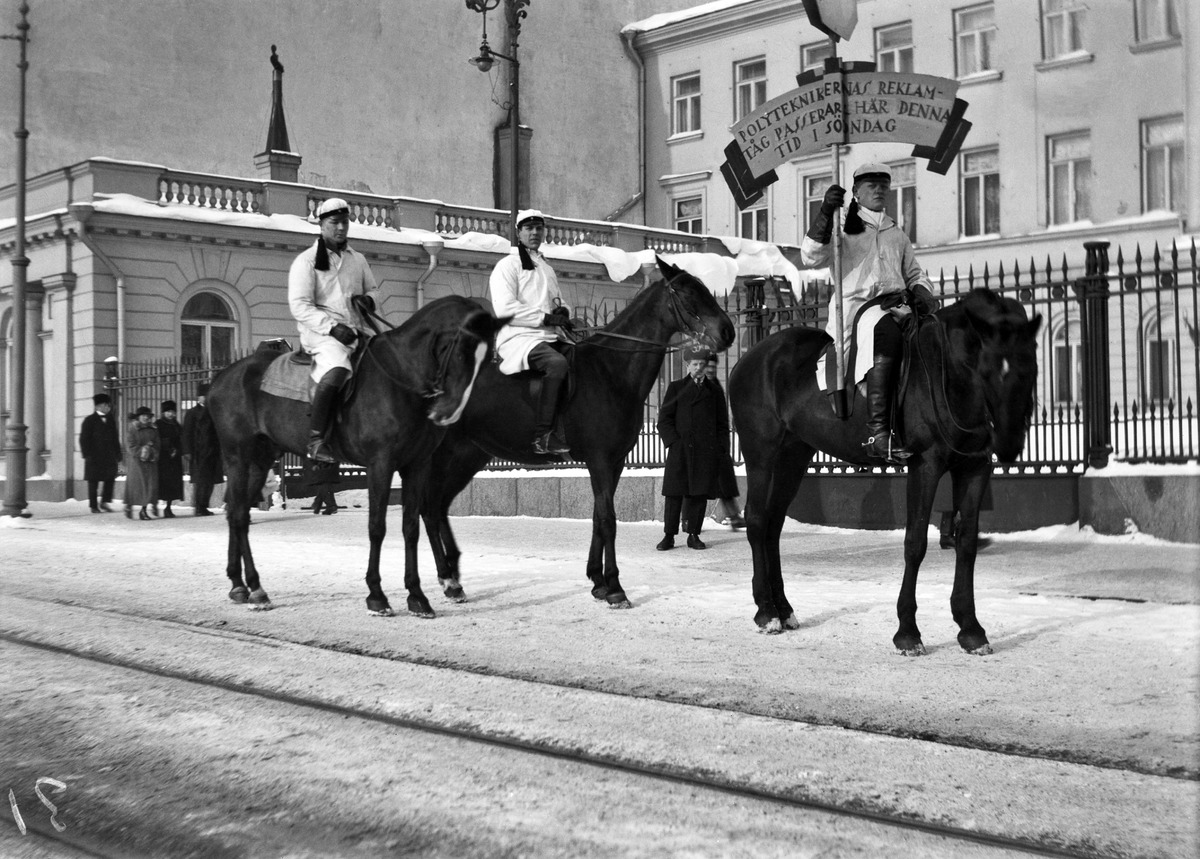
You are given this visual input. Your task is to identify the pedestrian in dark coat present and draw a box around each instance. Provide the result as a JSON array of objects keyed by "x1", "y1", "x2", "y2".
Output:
[
  {"x1": 79, "y1": 392, "x2": 122, "y2": 512},
  {"x1": 181, "y1": 382, "x2": 223, "y2": 516},
  {"x1": 155, "y1": 400, "x2": 184, "y2": 518},
  {"x1": 305, "y1": 459, "x2": 341, "y2": 515},
  {"x1": 124, "y1": 406, "x2": 159, "y2": 520},
  {"x1": 656, "y1": 347, "x2": 730, "y2": 551}
]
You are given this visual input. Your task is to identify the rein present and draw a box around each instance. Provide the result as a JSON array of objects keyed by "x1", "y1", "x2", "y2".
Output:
[
  {"x1": 357, "y1": 304, "x2": 476, "y2": 400},
  {"x1": 566, "y1": 273, "x2": 711, "y2": 354},
  {"x1": 914, "y1": 314, "x2": 995, "y2": 457}
]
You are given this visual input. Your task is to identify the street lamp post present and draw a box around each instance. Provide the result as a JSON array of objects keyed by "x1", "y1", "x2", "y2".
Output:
[
  {"x1": 466, "y1": 0, "x2": 530, "y2": 241},
  {"x1": 2, "y1": 2, "x2": 30, "y2": 518}
]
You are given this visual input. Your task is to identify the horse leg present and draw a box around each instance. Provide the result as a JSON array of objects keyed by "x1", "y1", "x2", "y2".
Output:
[
  {"x1": 362, "y1": 464, "x2": 397, "y2": 616},
  {"x1": 949, "y1": 465, "x2": 993, "y2": 655},
  {"x1": 744, "y1": 444, "x2": 810, "y2": 633},
  {"x1": 588, "y1": 459, "x2": 630, "y2": 609},
  {"x1": 399, "y1": 461, "x2": 435, "y2": 618},
  {"x1": 422, "y1": 445, "x2": 485, "y2": 603},
  {"x1": 225, "y1": 453, "x2": 272, "y2": 609},
  {"x1": 895, "y1": 460, "x2": 942, "y2": 655}
]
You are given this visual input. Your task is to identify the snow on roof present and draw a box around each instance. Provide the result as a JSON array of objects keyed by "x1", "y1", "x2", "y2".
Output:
[
  {"x1": 78, "y1": 193, "x2": 799, "y2": 295},
  {"x1": 622, "y1": 0, "x2": 759, "y2": 35}
]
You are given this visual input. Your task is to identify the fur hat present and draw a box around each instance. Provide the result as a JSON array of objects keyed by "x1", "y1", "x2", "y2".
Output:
[
  {"x1": 161, "y1": 400, "x2": 177, "y2": 413},
  {"x1": 683, "y1": 346, "x2": 714, "y2": 364},
  {"x1": 135, "y1": 406, "x2": 154, "y2": 417},
  {"x1": 197, "y1": 382, "x2": 211, "y2": 397},
  {"x1": 92, "y1": 393, "x2": 111, "y2": 405}
]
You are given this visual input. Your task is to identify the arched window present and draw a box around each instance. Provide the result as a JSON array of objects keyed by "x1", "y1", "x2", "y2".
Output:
[{"x1": 181, "y1": 291, "x2": 237, "y2": 367}]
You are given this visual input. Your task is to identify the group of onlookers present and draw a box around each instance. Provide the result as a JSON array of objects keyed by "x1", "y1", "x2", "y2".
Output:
[{"x1": 79, "y1": 382, "x2": 224, "y2": 519}]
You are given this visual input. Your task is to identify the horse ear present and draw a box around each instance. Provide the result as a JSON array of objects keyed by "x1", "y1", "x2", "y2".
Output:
[
  {"x1": 1026, "y1": 313, "x2": 1043, "y2": 339},
  {"x1": 656, "y1": 255, "x2": 679, "y2": 280},
  {"x1": 493, "y1": 315, "x2": 514, "y2": 334}
]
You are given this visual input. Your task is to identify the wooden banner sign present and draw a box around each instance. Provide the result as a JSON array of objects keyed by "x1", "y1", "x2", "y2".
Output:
[{"x1": 722, "y1": 59, "x2": 972, "y2": 208}]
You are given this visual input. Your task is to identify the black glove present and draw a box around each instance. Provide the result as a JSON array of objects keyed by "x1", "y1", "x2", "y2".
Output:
[
  {"x1": 806, "y1": 184, "x2": 846, "y2": 244},
  {"x1": 329, "y1": 323, "x2": 358, "y2": 345},
  {"x1": 351, "y1": 294, "x2": 375, "y2": 315},
  {"x1": 910, "y1": 286, "x2": 939, "y2": 317},
  {"x1": 542, "y1": 312, "x2": 570, "y2": 328}
]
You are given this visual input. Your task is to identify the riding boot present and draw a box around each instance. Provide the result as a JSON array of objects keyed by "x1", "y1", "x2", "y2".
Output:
[
  {"x1": 307, "y1": 368, "x2": 349, "y2": 463},
  {"x1": 862, "y1": 355, "x2": 911, "y2": 464},
  {"x1": 533, "y1": 375, "x2": 570, "y2": 455}
]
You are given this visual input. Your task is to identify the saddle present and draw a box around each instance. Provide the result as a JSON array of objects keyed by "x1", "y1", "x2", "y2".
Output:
[
  {"x1": 819, "y1": 294, "x2": 916, "y2": 419},
  {"x1": 258, "y1": 339, "x2": 365, "y2": 406}
]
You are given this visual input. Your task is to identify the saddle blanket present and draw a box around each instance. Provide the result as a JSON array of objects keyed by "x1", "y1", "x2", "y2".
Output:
[{"x1": 260, "y1": 353, "x2": 315, "y2": 403}]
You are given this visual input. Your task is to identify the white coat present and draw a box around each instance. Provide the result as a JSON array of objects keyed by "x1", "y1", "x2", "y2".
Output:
[
  {"x1": 287, "y1": 240, "x2": 381, "y2": 380},
  {"x1": 489, "y1": 248, "x2": 562, "y2": 375}
]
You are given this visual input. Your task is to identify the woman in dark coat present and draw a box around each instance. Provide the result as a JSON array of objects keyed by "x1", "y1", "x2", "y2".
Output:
[
  {"x1": 124, "y1": 406, "x2": 160, "y2": 520},
  {"x1": 155, "y1": 400, "x2": 185, "y2": 518},
  {"x1": 655, "y1": 347, "x2": 730, "y2": 550}
]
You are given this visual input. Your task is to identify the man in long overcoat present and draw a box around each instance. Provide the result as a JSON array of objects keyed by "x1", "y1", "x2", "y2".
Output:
[
  {"x1": 79, "y1": 392, "x2": 122, "y2": 512},
  {"x1": 181, "y1": 382, "x2": 224, "y2": 516},
  {"x1": 155, "y1": 400, "x2": 185, "y2": 517},
  {"x1": 656, "y1": 347, "x2": 730, "y2": 551}
]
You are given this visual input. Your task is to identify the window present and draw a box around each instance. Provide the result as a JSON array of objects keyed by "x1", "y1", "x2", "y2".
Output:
[
  {"x1": 1136, "y1": 0, "x2": 1180, "y2": 42},
  {"x1": 885, "y1": 161, "x2": 917, "y2": 243},
  {"x1": 671, "y1": 73, "x2": 701, "y2": 136},
  {"x1": 1042, "y1": 0, "x2": 1086, "y2": 58},
  {"x1": 740, "y1": 204, "x2": 769, "y2": 242},
  {"x1": 961, "y1": 147, "x2": 1000, "y2": 236},
  {"x1": 803, "y1": 172, "x2": 834, "y2": 239},
  {"x1": 181, "y1": 292, "x2": 237, "y2": 366},
  {"x1": 674, "y1": 197, "x2": 703, "y2": 234},
  {"x1": 1048, "y1": 133, "x2": 1092, "y2": 225},
  {"x1": 955, "y1": 3, "x2": 997, "y2": 76},
  {"x1": 734, "y1": 58, "x2": 766, "y2": 122},
  {"x1": 1142, "y1": 116, "x2": 1185, "y2": 217},
  {"x1": 801, "y1": 41, "x2": 832, "y2": 75},
  {"x1": 875, "y1": 22, "x2": 914, "y2": 73},
  {"x1": 1052, "y1": 321, "x2": 1082, "y2": 404},
  {"x1": 1145, "y1": 335, "x2": 1175, "y2": 403}
]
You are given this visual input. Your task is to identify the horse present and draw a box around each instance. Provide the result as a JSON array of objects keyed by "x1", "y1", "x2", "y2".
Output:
[
  {"x1": 206, "y1": 295, "x2": 508, "y2": 616},
  {"x1": 419, "y1": 257, "x2": 736, "y2": 609},
  {"x1": 728, "y1": 288, "x2": 1041, "y2": 654}
]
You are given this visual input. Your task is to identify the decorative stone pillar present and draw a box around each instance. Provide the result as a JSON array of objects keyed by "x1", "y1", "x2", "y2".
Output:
[{"x1": 1072, "y1": 241, "x2": 1113, "y2": 470}]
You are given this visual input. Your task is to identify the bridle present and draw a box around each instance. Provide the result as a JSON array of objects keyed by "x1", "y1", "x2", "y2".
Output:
[{"x1": 568, "y1": 272, "x2": 714, "y2": 353}]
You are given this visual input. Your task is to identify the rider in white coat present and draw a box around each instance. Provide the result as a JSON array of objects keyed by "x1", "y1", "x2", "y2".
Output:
[{"x1": 489, "y1": 209, "x2": 573, "y2": 455}]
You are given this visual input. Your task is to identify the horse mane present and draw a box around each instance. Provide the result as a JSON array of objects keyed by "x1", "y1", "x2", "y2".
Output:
[{"x1": 595, "y1": 275, "x2": 670, "y2": 333}]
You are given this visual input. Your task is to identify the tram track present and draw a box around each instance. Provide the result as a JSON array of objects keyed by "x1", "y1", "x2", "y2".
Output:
[{"x1": 3, "y1": 596, "x2": 1192, "y2": 859}]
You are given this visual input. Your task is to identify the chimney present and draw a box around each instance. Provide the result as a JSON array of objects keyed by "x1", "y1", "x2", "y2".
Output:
[{"x1": 254, "y1": 45, "x2": 302, "y2": 182}]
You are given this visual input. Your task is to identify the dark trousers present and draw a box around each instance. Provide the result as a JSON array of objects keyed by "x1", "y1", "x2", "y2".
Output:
[
  {"x1": 193, "y1": 481, "x2": 213, "y2": 512},
  {"x1": 87, "y1": 478, "x2": 114, "y2": 508},
  {"x1": 664, "y1": 495, "x2": 707, "y2": 537},
  {"x1": 527, "y1": 343, "x2": 569, "y2": 434}
]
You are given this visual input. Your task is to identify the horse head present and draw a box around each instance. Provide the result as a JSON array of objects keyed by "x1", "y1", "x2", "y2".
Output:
[
  {"x1": 655, "y1": 257, "x2": 736, "y2": 353},
  {"x1": 956, "y1": 290, "x2": 1042, "y2": 462},
  {"x1": 406, "y1": 297, "x2": 509, "y2": 427}
]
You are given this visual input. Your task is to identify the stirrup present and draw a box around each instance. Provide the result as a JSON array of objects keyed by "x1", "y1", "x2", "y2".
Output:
[
  {"x1": 863, "y1": 431, "x2": 911, "y2": 464},
  {"x1": 306, "y1": 435, "x2": 337, "y2": 463},
  {"x1": 533, "y1": 432, "x2": 569, "y2": 455}
]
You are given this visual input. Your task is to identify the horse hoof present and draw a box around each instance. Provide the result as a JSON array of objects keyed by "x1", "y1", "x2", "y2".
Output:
[
  {"x1": 406, "y1": 597, "x2": 436, "y2": 618},
  {"x1": 781, "y1": 613, "x2": 800, "y2": 630},
  {"x1": 965, "y1": 642, "x2": 994, "y2": 656},
  {"x1": 228, "y1": 587, "x2": 249, "y2": 604},
  {"x1": 591, "y1": 585, "x2": 609, "y2": 602},
  {"x1": 757, "y1": 617, "x2": 783, "y2": 635},
  {"x1": 604, "y1": 592, "x2": 631, "y2": 609},
  {"x1": 895, "y1": 643, "x2": 927, "y2": 657},
  {"x1": 366, "y1": 598, "x2": 393, "y2": 615},
  {"x1": 368, "y1": 607, "x2": 397, "y2": 617},
  {"x1": 439, "y1": 578, "x2": 467, "y2": 603},
  {"x1": 607, "y1": 599, "x2": 633, "y2": 610}
]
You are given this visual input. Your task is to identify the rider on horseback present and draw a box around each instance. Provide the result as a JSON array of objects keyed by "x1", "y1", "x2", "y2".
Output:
[
  {"x1": 488, "y1": 209, "x2": 573, "y2": 455},
  {"x1": 288, "y1": 197, "x2": 382, "y2": 463},
  {"x1": 802, "y1": 163, "x2": 938, "y2": 464}
]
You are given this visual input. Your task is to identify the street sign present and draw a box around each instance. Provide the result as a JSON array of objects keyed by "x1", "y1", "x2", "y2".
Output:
[{"x1": 722, "y1": 60, "x2": 972, "y2": 208}]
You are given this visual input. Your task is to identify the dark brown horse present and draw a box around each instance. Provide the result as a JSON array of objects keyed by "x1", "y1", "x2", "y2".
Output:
[
  {"x1": 729, "y1": 288, "x2": 1040, "y2": 653},
  {"x1": 207, "y1": 295, "x2": 507, "y2": 616},
  {"x1": 420, "y1": 257, "x2": 736, "y2": 609}
]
